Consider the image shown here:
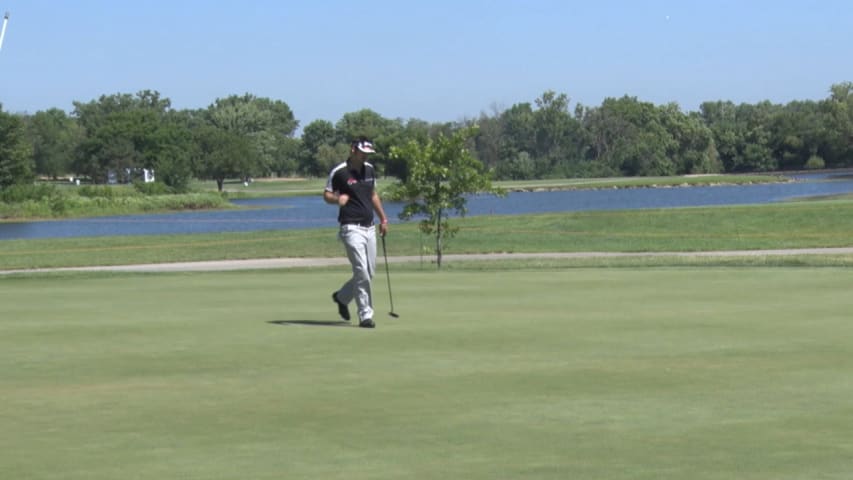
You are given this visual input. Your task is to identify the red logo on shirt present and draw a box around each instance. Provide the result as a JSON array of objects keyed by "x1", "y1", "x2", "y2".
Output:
[{"x1": 347, "y1": 178, "x2": 358, "y2": 185}]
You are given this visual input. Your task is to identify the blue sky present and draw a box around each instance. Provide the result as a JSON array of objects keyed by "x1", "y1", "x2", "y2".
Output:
[{"x1": 1, "y1": 0, "x2": 851, "y2": 128}]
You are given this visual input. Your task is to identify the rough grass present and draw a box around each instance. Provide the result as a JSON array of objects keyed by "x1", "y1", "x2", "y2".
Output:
[{"x1": 2, "y1": 200, "x2": 852, "y2": 270}]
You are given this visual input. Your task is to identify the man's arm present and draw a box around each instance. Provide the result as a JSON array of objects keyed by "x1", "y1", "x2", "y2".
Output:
[
  {"x1": 324, "y1": 167, "x2": 348, "y2": 206},
  {"x1": 324, "y1": 190, "x2": 349, "y2": 206}
]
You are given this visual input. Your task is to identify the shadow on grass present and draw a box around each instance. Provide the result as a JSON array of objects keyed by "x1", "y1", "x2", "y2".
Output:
[{"x1": 268, "y1": 320, "x2": 352, "y2": 328}]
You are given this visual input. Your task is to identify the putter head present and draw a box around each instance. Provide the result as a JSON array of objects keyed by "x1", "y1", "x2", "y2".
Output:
[{"x1": 389, "y1": 312, "x2": 400, "y2": 318}]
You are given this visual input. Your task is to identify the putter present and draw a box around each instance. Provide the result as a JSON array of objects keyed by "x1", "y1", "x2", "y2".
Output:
[{"x1": 381, "y1": 234, "x2": 400, "y2": 318}]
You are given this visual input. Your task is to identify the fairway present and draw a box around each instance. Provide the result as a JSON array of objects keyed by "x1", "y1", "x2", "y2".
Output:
[{"x1": 2, "y1": 267, "x2": 852, "y2": 479}]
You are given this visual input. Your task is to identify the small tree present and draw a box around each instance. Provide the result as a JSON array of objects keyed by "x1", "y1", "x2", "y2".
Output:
[
  {"x1": 390, "y1": 126, "x2": 501, "y2": 268},
  {"x1": 804, "y1": 154, "x2": 825, "y2": 170}
]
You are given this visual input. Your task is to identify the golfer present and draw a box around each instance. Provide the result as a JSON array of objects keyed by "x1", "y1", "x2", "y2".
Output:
[{"x1": 324, "y1": 137, "x2": 389, "y2": 328}]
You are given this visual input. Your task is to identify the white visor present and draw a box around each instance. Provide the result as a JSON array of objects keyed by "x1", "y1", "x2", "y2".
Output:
[{"x1": 356, "y1": 141, "x2": 376, "y2": 153}]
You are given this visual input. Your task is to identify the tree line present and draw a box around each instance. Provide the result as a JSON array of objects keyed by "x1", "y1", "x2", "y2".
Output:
[{"x1": 1, "y1": 82, "x2": 851, "y2": 191}]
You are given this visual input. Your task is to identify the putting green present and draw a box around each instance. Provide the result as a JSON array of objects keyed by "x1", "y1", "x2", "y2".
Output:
[{"x1": 1, "y1": 267, "x2": 852, "y2": 479}]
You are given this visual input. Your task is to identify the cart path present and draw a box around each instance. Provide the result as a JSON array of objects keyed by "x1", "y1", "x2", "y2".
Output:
[{"x1": 2, "y1": 247, "x2": 853, "y2": 275}]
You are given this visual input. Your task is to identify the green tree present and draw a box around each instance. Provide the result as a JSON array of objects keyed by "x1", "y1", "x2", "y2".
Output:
[
  {"x1": 660, "y1": 104, "x2": 722, "y2": 174},
  {"x1": 314, "y1": 143, "x2": 351, "y2": 179},
  {"x1": 498, "y1": 102, "x2": 536, "y2": 172},
  {"x1": 698, "y1": 101, "x2": 741, "y2": 172},
  {"x1": 472, "y1": 105, "x2": 504, "y2": 170},
  {"x1": 335, "y1": 109, "x2": 396, "y2": 144},
  {"x1": 207, "y1": 93, "x2": 297, "y2": 136},
  {"x1": 0, "y1": 106, "x2": 35, "y2": 188},
  {"x1": 300, "y1": 119, "x2": 337, "y2": 176},
  {"x1": 495, "y1": 151, "x2": 535, "y2": 180},
  {"x1": 206, "y1": 93, "x2": 299, "y2": 177},
  {"x1": 490, "y1": 91, "x2": 588, "y2": 179},
  {"x1": 390, "y1": 126, "x2": 501, "y2": 268},
  {"x1": 150, "y1": 111, "x2": 194, "y2": 191},
  {"x1": 72, "y1": 90, "x2": 193, "y2": 188},
  {"x1": 192, "y1": 125, "x2": 256, "y2": 192},
  {"x1": 26, "y1": 109, "x2": 82, "y2": 179},
  {"x1": 301, "y1": 120, "x2": 336, "y2": 154},
  {"x1": 583, "y1": 96, "x2": 674, "y2": 176},
  {"x1": 822, "y1": 82, "x2": 853, "y2": 167},
  {"x1": 733, "y1": 102, "x2": 778, "y2": 172},
  {"x1": 335, "y1": 109, "x2": 402, "y2": 176},
  {"x1": 532, "y1": 90, "x2": 583, "y2": 175},
  {"x1": 769, "y1": 100, "x2": 826, "y2": 170},
  {"x1": 270, "y1": 136, "x2": 302, "y2": 177},
  {"x1": 381, "y1": 118, "x2": 436, "y2": 181}
]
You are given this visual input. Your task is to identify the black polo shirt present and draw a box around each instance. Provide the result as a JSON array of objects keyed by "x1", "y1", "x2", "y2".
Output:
[{"x1": 325, "y1": 160, "x2": 377, "y2": 226}]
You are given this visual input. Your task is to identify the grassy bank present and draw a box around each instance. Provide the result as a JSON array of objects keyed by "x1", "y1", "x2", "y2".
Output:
[
  {"x1": 0, "y1": 184, "x2": 231, "y2": 220},
  {"x1": 2, "y1": 268, "x2": 852, "y2": 479},
  {"x1": 2, "y1": 199, "x2": 852, "y2": 270},
  {"x1": 192, "y1": 178, "x2": 327, "y2": 198},
  {"x1": 494, "y1": 173, "x2": 786, "y2": 191},
  {"x1": 209, "y1": 174, "x2": 788, "y2": 198}
]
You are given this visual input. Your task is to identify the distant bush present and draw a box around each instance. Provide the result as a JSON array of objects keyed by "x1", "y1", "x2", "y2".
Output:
[
  {"x1": 0, "y1": 184, "x2": 59, "y2": 203},
  {"x1": 147, "y1": 194, "x2": 229, "y2": 211},
  {"x1": 562, "y1": 161, "x2": 620, "y2": 179},
  {"x1": 495, "y1": 152, "x2": 536, "y2": 180},
  {"x1": 134, "y1": 181, "x2": 173, "y2": 195},
  {"x1": 804, "y1": 155, "x2": 825, "y2": 170},
  {"x1": 77, "y1": 185, "x2": 117, "y2": 198},
  {"x1": 0, "y1": 200, "x2": 47, "y2": 218}
]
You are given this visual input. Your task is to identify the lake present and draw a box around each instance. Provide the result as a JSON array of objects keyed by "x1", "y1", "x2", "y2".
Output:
[{"x1": 2, "y1": 172, "x2": 852, "y2": 241}]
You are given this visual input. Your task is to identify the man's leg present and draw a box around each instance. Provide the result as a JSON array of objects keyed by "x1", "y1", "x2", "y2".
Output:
[
  {"x1": 337, "y1": 225, "x2": 375, "y2": 322},
  {"x1": 362, "y1": 227, "x2": 377, "y2": 320},
  {"x1": 335, "y1": 225, "x2": 359, "y2": 304}
]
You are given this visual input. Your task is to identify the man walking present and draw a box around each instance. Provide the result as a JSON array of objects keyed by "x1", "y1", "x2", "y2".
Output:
[{"x1": 324, "y1": 137, "x2": 389, "y2": 328}]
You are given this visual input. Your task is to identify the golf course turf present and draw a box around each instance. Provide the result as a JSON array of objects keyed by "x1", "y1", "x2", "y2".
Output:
[{"x1": 2, "y1": 266, "x2": 852, "y2": 479}]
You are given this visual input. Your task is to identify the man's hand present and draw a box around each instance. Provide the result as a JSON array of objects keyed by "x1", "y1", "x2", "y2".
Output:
[
  {"x1": 379, "y1": 220, "x2": 388, "y2": 237},
  {"x1": 337, "y1": 193, "x2": 349, "y2": 206}
]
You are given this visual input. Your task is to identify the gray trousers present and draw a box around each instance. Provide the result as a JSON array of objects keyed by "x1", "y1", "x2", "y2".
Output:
[{"x1": 336, "y1": 224, "x2": 376, "y2": 321}]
